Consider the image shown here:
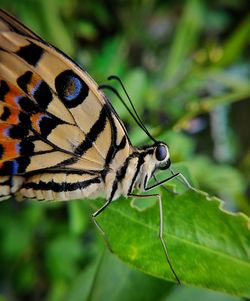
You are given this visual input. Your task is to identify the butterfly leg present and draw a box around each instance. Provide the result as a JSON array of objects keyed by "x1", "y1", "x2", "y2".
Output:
[
  {"x1": 169, "y1": 168, "x2": 201, "y2": 193},
  {"x1": 92, "y1": 199, "x2": 114, "y2": 252},
  {"x1": 128, "y1": 192, "x2": 180, "y2": 284},
  {"x1": 153, "y1": 174, "x2": 177, "y2": 194}
]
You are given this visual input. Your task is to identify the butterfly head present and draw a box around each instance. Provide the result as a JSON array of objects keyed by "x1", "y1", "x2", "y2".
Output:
[
  {"x1": 135, "y1": 142, "x2": 171, "y2": 191},
  {"x1": 153, "y1": 142, "x2": 171, "y2": 170}
]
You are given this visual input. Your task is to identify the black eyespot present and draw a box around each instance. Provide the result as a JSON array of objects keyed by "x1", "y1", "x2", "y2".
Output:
[
  {"x1": 55, "y1": 70, "x2": 89, "y2": 108},
  {"x1": 155, "y1": 144, "x2": 167, "y2": 161}
]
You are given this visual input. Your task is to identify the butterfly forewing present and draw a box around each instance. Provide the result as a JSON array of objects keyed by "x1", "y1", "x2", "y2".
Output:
[{"x1": 0, "y1": 9, "x2": 132, "y2": 200}]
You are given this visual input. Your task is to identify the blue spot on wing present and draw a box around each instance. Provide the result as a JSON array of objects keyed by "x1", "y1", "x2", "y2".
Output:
[
  {"x1": 30, "y1": 80, "x2": 42, "y2": 97},
  {"x1": 15, "y1": 143, "x2": 21, "y2": 155},
  {"x1": 3, "y1": 127, "x2": 10, "y2": 137},
  {"x1": 64, "y1": 76, "x2": 82, "y2": 101},
  {"x1": 14, "y1": 95, "x2": 23, "y2": 104},
  {"x1": 12, "y1": 160, "x2": 18, "y2": 174}
]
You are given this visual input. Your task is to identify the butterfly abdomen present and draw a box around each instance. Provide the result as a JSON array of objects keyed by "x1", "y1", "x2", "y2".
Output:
[{"x1": 18, "y1": 172, "x2": 104, "y2": 201}]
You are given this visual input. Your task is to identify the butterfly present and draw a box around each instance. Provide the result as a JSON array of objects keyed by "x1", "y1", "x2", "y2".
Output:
[{"x1": 0, "y1": 9, "x2": 182, "y2": 283}]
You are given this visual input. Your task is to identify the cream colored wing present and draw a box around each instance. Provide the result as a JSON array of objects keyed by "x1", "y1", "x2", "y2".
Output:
[{"x1": 0, "y1": 9, "x2": 133, "y2": 200}]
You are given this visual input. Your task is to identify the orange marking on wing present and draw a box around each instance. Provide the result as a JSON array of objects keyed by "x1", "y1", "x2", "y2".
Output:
[
  {"x1": 0, "y1": 104, "x2": 20, "y2": 125},
  {"x1": 7, "y1": 108, "x2": 20, "y2": 125},
  {"x1": 28, "y1": 73, "x2": 42, "y2": 96},
  {"x1": 5, "y1": 92, "x2": 20, "y2": 110},
  {"x1": 4, "y1": 83, "x2": 25, "y2": 110},
  {"x1": 0, "y1": 124, "x2": 11, "y2": 140},
  {"x1": 0, "y1": 140, "x2": 20, "y2": 161},
  {"x1": 31, "y1": 112, "x2": 44, "y2": 133}
]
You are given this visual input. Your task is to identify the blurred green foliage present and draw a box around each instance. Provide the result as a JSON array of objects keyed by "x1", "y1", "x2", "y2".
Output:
[{"x1": 0, "y1": 0, "x2": 249, "y2": 300}]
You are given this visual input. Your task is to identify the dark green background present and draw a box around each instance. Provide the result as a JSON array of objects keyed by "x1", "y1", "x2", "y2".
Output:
[{"x1": 0, "y1": 0, "x2": 249, "y2": 300}]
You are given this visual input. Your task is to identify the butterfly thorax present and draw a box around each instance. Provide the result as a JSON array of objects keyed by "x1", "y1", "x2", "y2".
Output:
[{"x1": 105, "y1": 142, "x2": 171, "y2": 201}]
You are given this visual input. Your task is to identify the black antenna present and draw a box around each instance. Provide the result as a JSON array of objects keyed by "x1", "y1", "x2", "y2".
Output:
[
  {"x1": 99, "y1": 83, "x2": 153, "y2": 139},
  {"x1": 99, "y1": 83, "x2": 156, "y2": 143},
  {"x1": 108, "y1": 76, "x2": 150, "y2": 135}
]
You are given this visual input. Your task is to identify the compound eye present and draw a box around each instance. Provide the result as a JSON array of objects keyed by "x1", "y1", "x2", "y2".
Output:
[{"x1": 155, "y1": 144, "x2": 167, "y2": 161}]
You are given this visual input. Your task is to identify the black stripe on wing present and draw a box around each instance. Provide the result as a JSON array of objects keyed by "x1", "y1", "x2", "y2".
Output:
[{"x1": 74, "y1": 105, "x2": 107, "y2": 156}]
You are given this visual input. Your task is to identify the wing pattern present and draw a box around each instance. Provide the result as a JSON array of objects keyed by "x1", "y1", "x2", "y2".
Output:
[{"x1": 0, "y1": 9, "x2": 132, "y2": 200}]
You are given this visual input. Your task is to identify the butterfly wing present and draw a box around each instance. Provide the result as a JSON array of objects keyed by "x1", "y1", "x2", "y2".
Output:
[{"x1": 0, "y1": 9, "x2": 132, "y2": 200}]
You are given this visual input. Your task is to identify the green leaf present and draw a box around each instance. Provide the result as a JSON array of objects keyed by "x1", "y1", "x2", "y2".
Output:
[
  {"x1": 92, "y1": 190, "x2": 250, "y2": 298},
  {"x1": 65, "y1": 250, "x2": 172, "y2": 301},
  {"x1": 187, "y1": 156, "x2": 246, "y2": 196},
  {"x1": 165, "y1": 286, "x2": 242, "y2": 301}
]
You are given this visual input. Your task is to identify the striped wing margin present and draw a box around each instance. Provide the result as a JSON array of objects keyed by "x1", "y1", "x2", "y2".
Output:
[{"x1": 0, "y1": 9, "x2": 132, "y2": 200}]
